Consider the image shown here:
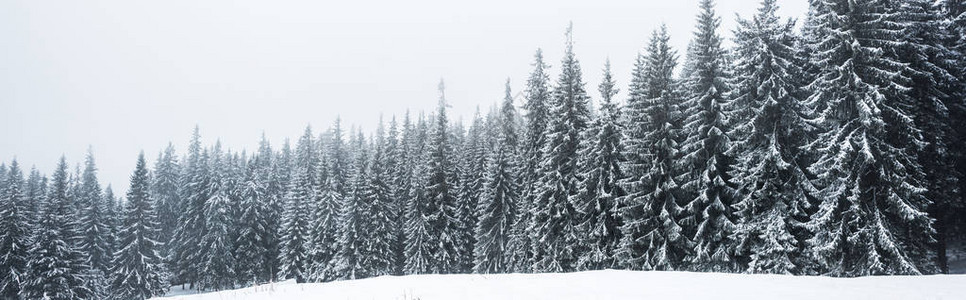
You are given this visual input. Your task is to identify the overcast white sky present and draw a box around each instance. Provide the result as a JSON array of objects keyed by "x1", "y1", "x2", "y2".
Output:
[{"x1": 0, "y1": 0, "x2": 808, "y2": 194}]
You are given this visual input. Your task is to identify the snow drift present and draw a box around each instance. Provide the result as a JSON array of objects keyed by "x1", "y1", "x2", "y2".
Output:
[{"x1": 157, "y1": 270, "x2": 966, "y2": 300}]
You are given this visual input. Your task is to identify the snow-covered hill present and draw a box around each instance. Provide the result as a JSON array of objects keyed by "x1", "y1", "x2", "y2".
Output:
[{"x1": 156, "y1": 270, "x2": 966, "y2": 300}]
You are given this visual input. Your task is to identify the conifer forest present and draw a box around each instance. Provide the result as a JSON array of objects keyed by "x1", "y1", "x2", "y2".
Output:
[{"x1": 2, "y1": 0, "x2": 966, "y2": 299}]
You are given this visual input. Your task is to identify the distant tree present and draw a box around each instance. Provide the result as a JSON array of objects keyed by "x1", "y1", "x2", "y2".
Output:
[
  {"x1": 474, "y1": 80, "x2": 520, "y2": 274},
  {"x1": 574, "y1": 60, "x2": 625, "y2": 270},
  {"x1": 26, "y1": 157, "x2": 92, "y2": 299},
  {"x1": 0, "y1": 160, "x2": 30, "y2": 297},
  {"x1": 110, "y1": 153, "x2": 168, "y2": 299},
  {"x1": 532, "y1": 24, "x2": 593, "y2": 273}
]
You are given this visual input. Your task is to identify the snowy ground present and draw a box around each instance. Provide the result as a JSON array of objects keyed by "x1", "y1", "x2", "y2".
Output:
[{"x1": 155, "y1": 270, "x2": 966, "y2": 300}]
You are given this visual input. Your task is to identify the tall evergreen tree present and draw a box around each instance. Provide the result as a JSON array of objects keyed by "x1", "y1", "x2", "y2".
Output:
[
  {"x1": 573, "y1": 60, "x2": 625, "y2": 270},
  {"x1": 421, "y1": 80, "x2": 462, "y2": 273},
  {"x1": 170, "y1": 126, "x2": 210, "y2": 287},
  {"x1": 25, "y1": 167, "x2": 46, "y2": 227},
  {"x1": 234, "y1": 159, "x2": 268, "y2": 285},
  {"x1": 152, "y1": 143, "x2": 181, "y2": 252},
  {"x1": 77, "y1": 149, "x2": 112, "y2": 279},
  {"x1": 0, "y1": 160, "x2": 29, "y2": 298},
  {"x1": 728, "y1": 0, "x2": 811, "y2": 274},
  {"x1": 679, "y1": 0, "x2": 738, "y2": 272},
  {"x1": 385, "y1": 116, "x2": 407, "y2": 275},
  {"x1": 261, "y1": 137, "x2": 285, "y2": 282},
  {"x1": 26, "y1": 157, "x2": 92, "y2": 299},
  {"x1": 619, "y1": 25, "x2": 689, "y2": 271},
  {"x1": 307, "y1": 122, "x2": 345, "y2": 282},
  {"x1": 942, "y1": 0, "x2": 966, "y2": 263},
  {"x1": 333, "y1": 132, "x2": 371, "y2": 280},
  {"x1": 404, "y1": 113, "x2": 436, "y2": 275},
  {"x1": 278, "y1": 127, "x2": 316, "y2": 282},
  {"x1": 804, "y1": 0, "x2": 936, "y2": 276},
  {"x1": 509, "y1": 49, "x2": 551, "y2": 272},
  {"x1": 197, "y1": 145, "x2": 235, "y2": 291},
  {"x1": 474, "y1": 80, "x2": 520, "y2": 274},
  {"x1": 898, "y1": 0, "x2": 964, "y2": 274},
  {"x1": 367, "y1": 121, "x2": 399, "y2": 276},
  {"x1": 457, "y1": 110, "x2": 487, "y2": 274},
  {"x1": 531, "y1": 24, "x2": 592, "y2": 272},
  {"x1": 110, "y1": 153, "x2": 167, "y2": 300}
]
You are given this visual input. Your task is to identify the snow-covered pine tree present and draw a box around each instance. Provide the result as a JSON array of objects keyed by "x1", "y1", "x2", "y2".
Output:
[
  {"x1": 170, "y1": 126, "x2": 210, "y2": 287},
  {"x1": 421, "y1": 80, "x2": 462, "y2": 274},
  {"x1": 234, "y1": 158, "x2": 268, "y2": 285},
  {"x1": 110, "y1": 152, "x2": 168, "y2": 300},
  {"x1": 573, "y1": 60, "x2": 625, "y2": 271},
  {"x1": 678, "y1": 0, "x2": 738, "y2": 272},
  {"x1": 367, "y1": 120, "x2": 399, "y2": 277},
  {"x1": 404, "y1": 113, "x2": 435, "y2": 275},
  {"x1": 474, "y1": 80, "x2": 520, "y2": 274},
  {"x1": 941, "y1": 0, "x2": 966, "y2": 261},
  {"x1": 0, "y1": 164, "x2": 6, "y2": 191},
  {"x1": 307, "y1": 122, "x2": 345, "y2": 282},
  {"x1": 727, "y1": 0, "x2": 811, "y2": 275},
  {"x1": 332, "y1": 131, "x2": 369, "y2": 280},
  {"x1": 896, "y1": 0, "x2": 964, "y2": 274},
  {"x1": 278, "y1": 127, "x2": 316, "y2": 283},
  {"x1": 197, "y1": 143, "x2": 236, "y2": 291},
  {"x1": 508, "y1": 50, "x2": 551, "y2": 272},
  {"x1": 0, "y1": 160, "x2": 30, "y2": 297},
  {"x1": 458, "y1": 109, "x2": 487, "y2": 273},
  {"x1": 26, "y1": 157, "x2": 92, "y2": 299},
  {"x1": 531, "y1": 23, "x2": 592, "y2": 273},
  {"x1": 77, "y1": 149, "x2": 112, "y2": 284},
  {"x1": 385, "y1": 116, "x2": 407, "y2": 275},
  {"x1": 618, "y1": 25, "x2": 689, "y2": 271},
  {"x1": 804, "y1": 0, "x2": 936, "y2": 276},
  {"x1": 152, "y1": 143, "x2": 180, "y2": 256},
  {"x1": 261, "y1": 137, "x2": 285, "y2": 282},
  {"x1": 25, "y1": 167, "x2": 46, "y2": 227}
]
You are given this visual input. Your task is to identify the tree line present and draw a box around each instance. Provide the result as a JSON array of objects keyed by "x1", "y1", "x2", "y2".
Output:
[{"x1": 1, "y1": 0, "x2": 965, "y2": 299}]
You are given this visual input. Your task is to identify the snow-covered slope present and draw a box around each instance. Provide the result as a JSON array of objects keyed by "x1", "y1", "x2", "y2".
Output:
[{"x1": 156, "y1": 270, "x2": 966, "y2": 300}]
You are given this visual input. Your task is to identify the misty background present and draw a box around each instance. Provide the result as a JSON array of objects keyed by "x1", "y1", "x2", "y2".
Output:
[{"x1": 0, "y1": 0, "x2": 807, "y2": 193}]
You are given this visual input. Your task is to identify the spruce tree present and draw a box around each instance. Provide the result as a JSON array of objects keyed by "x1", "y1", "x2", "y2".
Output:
[
  {"x1": 679, "y1": 0, "x2": 738, "y2": 272},
  {"x1": 278, "y1": 127, "x2": 316, "y2": 282},
  {"x1": 898, "y1": 0, "x2": 964, "y2": 274},
  {"x1": 457, "y1": 110, "x2": 487, "y2": 274},
  {"x1": 25, "y1": 167, "x2": 46, "y2": 228},
  {"x1": 234, "y1": 160, "x2": 267, "y2": 285},
  {"x1": 385, "y1": 116, "x2": 407, "y2": 275},
  {"x1": 152, "y1": 143, "x2": 180, "y2": 253},
  {"x1": 804, "y1": 0, "x2": 936, "y2": 276},
  {"x1": 404, "y1": 113, "x2": 436, "y2": 275},
  {"x1": 170, "y1": 126, "x2": 210, "y2": 287},
  {"x1": 367, "y1": 121, "x2": 399, "y2": 276},
  {"x1": 474, "y1": 80, "x2": 520, "y2": 274},
  {"x1": 333, "y1": 132, "x2": 371, "y2": 280},
  {"x1": 573, "y1": 60, "x2": 625, "y2": 270},
  {"x1": 307, "y1": 123, "x2": 344, "y2": 282},
  {"x1": 532, "y1": 24, "x2": 592, "y2": 272},
  {"x1": 942, "y1": 0, "x2": 966, "y2": 262},
  {"x1": 110, "y1": 153, "x2": 167, "y2": 300},
  {"x1": 728, "y1": 0, "x2": 811, "y2": 274},
  {"x1": 421, "y1": 80, "x2": 462, "y2": 273},
  {"x1": 262, "y1": 137, "x2": 285, "y2": 281},
  {"x1": 619, "y1": 25, "x2": 689, "y2": 271},
  {"x1": 509, "y1": 50, "x2": 551, "y2": 272},
  {"x1": 197, "y1": 144, "x2": 236, "y2": 291},
  {"x1": 0, "y1": 160, "x2": 29, "y2": 297},
  {"x1": 77, "y1": 149, "x2": 112, "y2": 280},
  {"x1": 26, "y1": 157, "x2": 92, "y2": 299}
]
